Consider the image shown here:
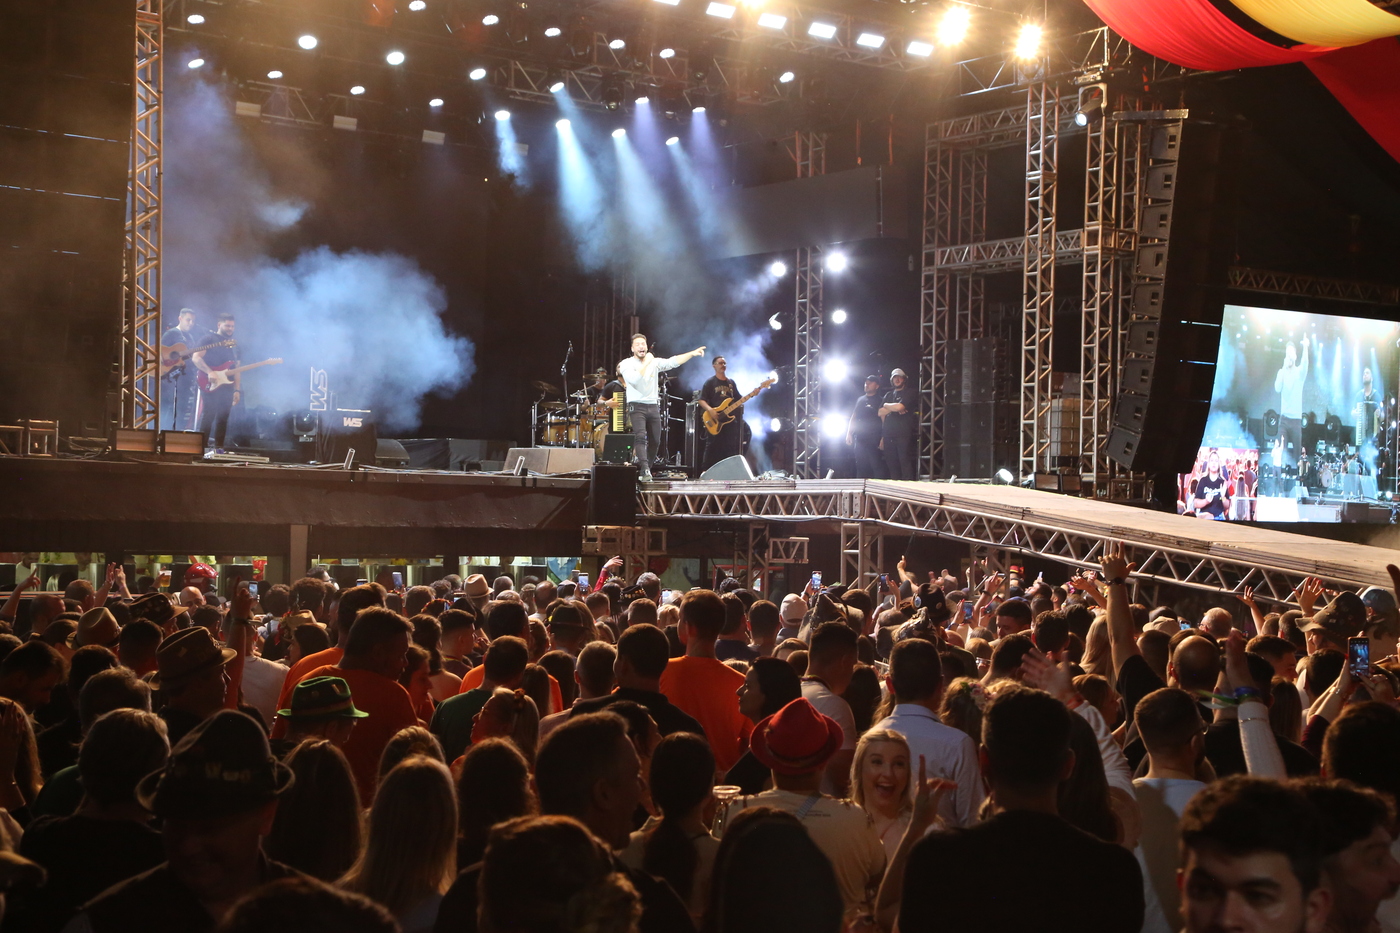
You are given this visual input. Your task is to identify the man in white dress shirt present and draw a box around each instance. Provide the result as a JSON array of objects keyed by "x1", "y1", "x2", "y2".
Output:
[{"x1": 616, "y1": 333, "x2": 706, "y2": 482}]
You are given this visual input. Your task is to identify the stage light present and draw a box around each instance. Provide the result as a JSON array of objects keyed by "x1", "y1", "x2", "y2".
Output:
[
  {"x1": 665, "y1": 136, "x2": 679, "y2": 146},
  {"x1": 608, "y1": 37, "x2": 626, "y2": 49},
  {"x1": 482, "y1": 13, "x2": 499, "y2": 25},
  {"x1": 831, "y1": 308, "x2": 847, "y2": 324},
  {"x1": 611, "y1": 127, "x2": 626, "y2": 138},
  {"x1": 768, "y1": 313, "x2": 783, "y2": 331},
  {"x1": 187, "y1": 58, "x2": 205, "y2": 69},
  {"x1": 822, "y1": 358, "x2": 849, "y2": 381},
  {"x1": 808, "y1": 21, "x2": 837, "y2": 39},
  {"x1": 706, "y1": 1, "x2": 736, "y2": 17},
  {"x1": 659, "y1": 47, "x2": 676, "y2": 59},
  {"x1": 995, "y1": 468, "x2": 1015, "y2": 484},
  {"x1": 635, "y1": 95, "x2": 650, "y2": 104},
  {"x1": 1074, "y1": 97, "x2": 1103, "y2": 127},
  {"x1": 556, "y1": 118, "x2": 570, "y2": 129},
  {"x1": 825, "y1": 251, "x2": 849, "y2": 272},
  {"x1": 906, "y1": 40, "x2": 934, "y2": 57},
  {"x1": 937, "y1": 6, "x2": 970, "y2": 45},
  {"x1": 758, "y1": 12, "x2": 787, "y2": 28},
  {"x1": 856, "y1": 32, "x2": 885, "y2": 48},
  {"x1": 545, "y1": 26, "x2": 561, "y2": 36},
  {"x1": 692, "y1": 105, "x2": 706, "y2": 114},
  {"x1": 429, "y1": 97, "x2": 444, "y2": 107},
  {"x1": 350, "y1": 84, "x2": 366, "y2": 95},
  {"x1": 770, "y1": 417, "x2": 782, "y2": 432},
  {"x1": 408, "y1": 0, "x2": 426, "y2": 7},
  {"x1": 469, "y1": 66, "x2": 487, "y2": 80},
  {"x1": 386, "y1": 50, "x2": 406, "y2": 65},
  {"x1": 267, "y1": 70, "x2": 283, "y2": 79},
  {"x1": 1015, "y1": 22, "x2": 1042, "y2": 59},
  {"x1": 548, "y1": 75, "x2": 566, "y2": 92},
  {"x1": 769, "y1": 260, "x2": 788, "y2": 277},
  {"x1": 495, "y1": 109, "x2": 511, "y2": 120},
  {"x1": 187, "y1": 13, "x2": 205, "y2": 24},
  {"x1": 654, "y1": 0, "x2": 681, "y2": 5},
  {"x1": 298, "y1": 34, "x2": 318, "y2": 50},
  {"x1": 821, "y1": 413, "x2": 848, "y2": 439},
  {"x1": 778, "y1": 70, "x2": 795, "y2": 83}
]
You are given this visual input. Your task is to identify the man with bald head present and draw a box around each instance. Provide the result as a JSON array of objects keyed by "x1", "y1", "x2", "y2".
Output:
[
  {"x1": 26, "y1": 593, "x2": 64, "y2": 641},
  {"x1": 1199, "y1": 606, "x2": 1234, "y2": 640}
]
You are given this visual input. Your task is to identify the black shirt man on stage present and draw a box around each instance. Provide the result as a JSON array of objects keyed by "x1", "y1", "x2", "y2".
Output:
[
  {"x1": 846, "y1": 375, "x2": 886, "y2": 479},
  {"x1": 193, "y1": 313, "x2": 240, "y2": 453},
  {"x1": 699, "y1": 356, "x2": 743, "y2": 471}
]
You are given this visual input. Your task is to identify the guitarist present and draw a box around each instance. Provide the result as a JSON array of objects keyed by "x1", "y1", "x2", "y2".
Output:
[
  {"x1": 699, "y1": 356, "x2": 743, "y2": 471},
  {"x1": 159, "y1": 307, "x2": 205, "y2": 431},
  {"x1": 193, "y1": 312, "x2": 240, "y2": 453}
]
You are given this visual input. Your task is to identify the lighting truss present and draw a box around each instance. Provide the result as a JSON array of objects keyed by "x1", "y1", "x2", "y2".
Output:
[{"x1": 122, "y1": 0, "x2": 164, "y2": 430}]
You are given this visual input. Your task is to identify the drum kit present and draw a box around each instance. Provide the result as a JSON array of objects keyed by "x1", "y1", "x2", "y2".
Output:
[{"x1": 531, "y1": 380, "x2": 614, "y2": 455}]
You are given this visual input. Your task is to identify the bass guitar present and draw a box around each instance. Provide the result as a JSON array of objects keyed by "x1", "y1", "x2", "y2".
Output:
[
  {"x1": 702, "y1": 378, "x2": 776, "y2": 435},
  {"x1": 197, "y1": 358, "x2": 284, "y2": 392},
  {"x1": 159, "y1": 339, "x2": 237, "y2": 378}
]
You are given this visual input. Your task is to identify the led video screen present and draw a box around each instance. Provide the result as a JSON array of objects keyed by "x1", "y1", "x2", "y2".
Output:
[{"x1": 1179, "y1": 304, "x2": 1400, "y2": 523}]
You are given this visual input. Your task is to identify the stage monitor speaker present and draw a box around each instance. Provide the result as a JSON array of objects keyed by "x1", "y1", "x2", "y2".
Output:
[
  {"x1": 600, "y1": 433, "x2": 634, "y2": 464},
  {"x1": 700, "y1": 455, "x2": 756, "y2": 482},
  {"x1": 1109, "y1": 119, "x2": 1235, "y2": 474},
  {"x1": 374, "y1": 438, "x2": 410, "y2": 468},
  {"x1": 505, "y1": 447, "x2": 595, "y2": 474},
  {"x1": 589, "y1": 464, "x2": 637, "y2": 525}
]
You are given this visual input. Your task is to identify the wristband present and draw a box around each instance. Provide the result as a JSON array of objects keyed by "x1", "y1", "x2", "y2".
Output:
[{"x1": 1108, "y1": 577, "x2": 1127, "y2": 587}]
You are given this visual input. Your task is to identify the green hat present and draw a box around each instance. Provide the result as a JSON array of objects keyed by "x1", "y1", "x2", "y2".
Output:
[{"x1": 277, "y1": 675, "x2": 369, "y2": 721}]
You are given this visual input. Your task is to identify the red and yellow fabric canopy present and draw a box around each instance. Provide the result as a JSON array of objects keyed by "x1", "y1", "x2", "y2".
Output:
[{"x1": 1082, "y1": 0, "x2": 1400, "y2": 161}]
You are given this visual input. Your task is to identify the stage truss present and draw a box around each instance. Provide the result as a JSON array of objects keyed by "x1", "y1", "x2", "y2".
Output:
[
  {"x1": 641, "y1": 479, "x2": 1393, "y2": 604},
  {"x1": 790, "y1": 131, "x2": 827, "y2": 479}
]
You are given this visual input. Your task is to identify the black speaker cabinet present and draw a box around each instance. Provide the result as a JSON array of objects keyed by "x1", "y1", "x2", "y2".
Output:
[{"x1": 589, "y1": 464, "x2": 638, "y2": 525}]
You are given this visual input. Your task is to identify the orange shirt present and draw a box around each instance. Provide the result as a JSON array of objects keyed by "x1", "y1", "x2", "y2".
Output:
[
  {"x1": 457, "y1": 664, "x2": 563, "y2": 715},
  {"x1": 300, "y1": 664, "x2": 418, "y2": 802},
  {"x1": 273, "y1": 646, "x2": 344, "y2": 720},
  {"x1": 658, "y1": 655, "x2": 752, "y2": 772}
]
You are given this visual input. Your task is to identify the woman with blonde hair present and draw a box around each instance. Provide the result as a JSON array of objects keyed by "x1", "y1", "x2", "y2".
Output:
[
  {"x1": 1080, "y1": 618, "x2": 1115, "y2": 685},
  {"x1": 341, "y1": 755, "x2": 458, "y2": 933},
  {"x1": 472, "y1": 687, "x2": 540, "y2": 766},
  {"x1": 847, "y1": 729, "x2": 913, "y2": 862}
]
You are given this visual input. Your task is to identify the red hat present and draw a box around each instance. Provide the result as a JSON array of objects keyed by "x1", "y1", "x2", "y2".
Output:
[
  {"x1": 185, "y1": 563, "x2": 217, "y2": 584},
  {"x1": 748, "y1": 698, "x2": 844, "y2": 776}
]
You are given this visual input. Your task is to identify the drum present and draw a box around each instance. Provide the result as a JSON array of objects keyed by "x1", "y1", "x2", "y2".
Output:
[
  {"x1": 592, "y1": 420, "x2": 609, "y2": 455},
  {"x1": 543, "y1": 417, "x2": 584, "y2": 446}
]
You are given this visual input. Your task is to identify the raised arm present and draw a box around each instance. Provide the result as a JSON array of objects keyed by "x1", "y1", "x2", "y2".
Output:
[{"x1": 1100, "y1": 548, "x2": 1140, "y2": 673}]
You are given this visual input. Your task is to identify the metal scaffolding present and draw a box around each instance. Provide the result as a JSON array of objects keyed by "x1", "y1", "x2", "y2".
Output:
[
  {"x1": 121, "y1": 0, "x2": 163, "y2": 430},
  {"x1": 790, "y1": 131, "x2": 826, "y2": 479},
  {"x1": 1020, "y1": 80, "x2": 1060, "y2": 480},
  {"x1": 581, "y1": 275, "x2": 636, "y2": 382}
]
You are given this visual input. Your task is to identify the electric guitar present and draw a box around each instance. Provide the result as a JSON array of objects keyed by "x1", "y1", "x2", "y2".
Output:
[
  {"x1": 159, "y1": 339, "x2": 237, "y2": 378},
  {"x1": 702, "y1": 378, "x2": 776, "y2": 435},
  {"x1": 197, "y1": 358, "x2": 284, "y2": 392}
]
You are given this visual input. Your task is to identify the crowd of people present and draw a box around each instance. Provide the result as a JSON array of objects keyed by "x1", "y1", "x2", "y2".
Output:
[{"x1": 0, "y1": 551, "x2": 1395, "y2": 933}]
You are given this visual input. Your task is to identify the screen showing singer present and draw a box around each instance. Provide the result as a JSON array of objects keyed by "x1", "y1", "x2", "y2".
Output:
[{"x1": 1180, "y1": 304, "x2": 1400, "y2": 523}]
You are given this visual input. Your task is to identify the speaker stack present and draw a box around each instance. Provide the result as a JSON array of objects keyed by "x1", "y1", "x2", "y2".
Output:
[
  {"x1": 944, "y1": 338, "x2": 1015, "y2": 477},
  {"x1": 1108, "y1": 119, "x2": 1236, "y2": 474}
]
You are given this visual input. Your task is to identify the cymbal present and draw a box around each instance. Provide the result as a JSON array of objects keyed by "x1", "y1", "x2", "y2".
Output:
[
  {"x1": 541, "y1": 402, "x2": 566, "y2": 411},
  {"x1": 532, "y1": 380, "x2": 559, "y2": 395}
]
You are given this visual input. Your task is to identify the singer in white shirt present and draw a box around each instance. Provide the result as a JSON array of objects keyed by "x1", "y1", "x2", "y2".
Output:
[{"x1": 616, "y1": 333, "x2": 705, "y2": 482}]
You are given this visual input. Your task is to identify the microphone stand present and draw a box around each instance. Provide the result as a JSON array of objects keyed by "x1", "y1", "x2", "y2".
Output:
[{"x1": 560, "y1": 342, "x2": 573, "y2": 443}]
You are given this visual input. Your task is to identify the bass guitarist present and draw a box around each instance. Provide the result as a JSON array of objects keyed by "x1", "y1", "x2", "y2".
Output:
[
  {"x1": 193, "y1": 312, "x2": 240, "y2": 453},
  {"x1": 160, "y1": 307, "x2": 205, "y2": 431},
  {"x1": 699, "y1": 355, "x2": 743, "y2": 471}
]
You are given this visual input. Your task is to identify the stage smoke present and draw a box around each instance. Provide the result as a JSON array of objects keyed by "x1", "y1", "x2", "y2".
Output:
[{"x1": 164, "y1": 76, "x2": 474, "y2": 432}]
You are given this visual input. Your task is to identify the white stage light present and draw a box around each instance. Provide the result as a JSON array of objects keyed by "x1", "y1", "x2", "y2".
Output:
[
  {"x1": 611, "y1": 127, "x2": 626, "y2": 138},
  {"x1": 757, "y1": 12, "x2": 787, "y2": 28},
  {"x1": 822, "y1": 358, "x2": 849, "y2": 381},
  {"x1": 778, "y1": 71, "x2": 795, "y2": 83},
  {"x1": 635, "y1": 95, "x2": 650, "y2": 104},
  {"x1": 482, "y1": 14, "x2": 499, "y2": 25},
  {"x1": 429, "y1": 97, "x2": 444, "y2": 107},
  {"x1": 659, "y1": 47, "x2": 676, "y2": 59},
  {"x1": 769, "y1": 260, "x2": 788, "y2": 277},
  {"x1": 609, "y1": 38, "x2": 626, "y2": 49},
  {"x1": 556, "y1": 118, "x2": 570, "y2": 129},
  {"x1": 187, "y1": 58, "x2": 205, "y2": 69},
  {"x1": 654, "y1": 0, "x2": 681, "y2": 6},
  {"x1": 495, "y1": 109, "x2": 511, "y2": 121},
  {"x1": 768, "y1": 313, "x2": 783, "y2": 331},
  {"x1": 856, "y1": 32, "x2": 885, "y2": 48},
  {"x1": 187, "y1": 13, "x2": 205, "y2": 24},
  {"x1": 808, "y1": 21, "x2": 837, "y2": 39},
  {"x1": 938, "y1": 7, "x2": 970, "y2": 45},
  {"x1": 906, "y1": 40, "x2": 934, "y2": 57},
  {"x1": 665, "y1": 136, "x2": 680, "y2": 146},
  {"x1": 769, "y1": 417, "x2": 782, "y2": 432},
  {"x1": 549, "y1": 78, "x2": 565, "y2": 92},
  {"x1": 825, "y1": 251, "x2": 849, "y2": 272},
  {"x1": 469, "y1": 67, "x2": 487, "y2": 80},
  {"x1": 350, "y1": 85, "x2": 366, "y2": 95},
  {"x1": 692, "y1": 105, "x2": 706, "y2": 113},
  {"x1": 821, "y1": 413, "x2": 848, "y2": 438},
  {"x1": 386, "y1": 50, "x2": 406, "y2": 65},
  {"x1": 995, "y1": 468, "x2": 1015, "y2": 484},
  {"x1": 706, "y1": 2, "x2": 736, "y2": 17},
  {"x1": 408, "y1": 0, "x2": 426, "y2": 8},
  {"x1": 545, "y1": 26, "x2": 561, "y2": 36},
  {"x1": 831, "y1": 308, "x2": 847, "y2": 324},
  {"x1": 267, "y1": 70, "x2": 283, "y2": 79},
  {"x1": 298, "y1": 34, "x2": 318, "y2": 50},
  {"x1": 1015, "y1": 22, "x2": 1042, "y2": 59}
]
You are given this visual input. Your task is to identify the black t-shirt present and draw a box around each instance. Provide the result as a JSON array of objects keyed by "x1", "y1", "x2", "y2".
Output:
[
  {"x1": 901, "y1": 809, "x2": 1144, "y2": 933},
  {"x1": 17, "y1": 814, "x2": 165, "y2": 933},
  {"x1": 1193, "y1": 473, "x2": 1228, "y2": 516},
  {"x1": 571, "y1": 687, "x2": 706, "y2": 739},
  {"x1": 82, "y1": 858, "x2": 302, "y2": 933},
  {"x1": 850, "y1": 393, "x2": 883, "y2": 441},
  {"x1": 1204, "y1": 719, "x2": 1319, "y2": 778},
  {"x1": 882, "y1": 384, "x2": 917, "y2": 437},
  {"x1": 701, "y1": 377, "x2": 741, "y2": 428},
  {"x1": 198, "y1": 338, "x2": 239, "y2": 375}
]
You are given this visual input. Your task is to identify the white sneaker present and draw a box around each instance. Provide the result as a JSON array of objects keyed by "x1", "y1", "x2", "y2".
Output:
[{"x1": 639, "y1": 471, "x2": 653, "y2": 483}]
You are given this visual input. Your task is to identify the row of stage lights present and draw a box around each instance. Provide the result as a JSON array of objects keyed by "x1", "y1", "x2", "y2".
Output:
[{"x1": 182, "y1": 4, "x2": 1048, "y2": 107}]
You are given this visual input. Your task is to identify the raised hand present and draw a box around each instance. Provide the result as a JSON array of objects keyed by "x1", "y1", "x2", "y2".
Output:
[
  {"x1": 1294, "y1": 576, "x2": 1324, "y2": 615},
  {"x1": 908, "y1": 755, "x2": 956, "y2": 837},
  {"x1": 1099, "y1": 547, "x2": 1138, "y2": 582},
  {"x1": 1020, "y1": 645, "x2": 1074, "y2": 704},
  {"x1": 1238, "y1": 585, "x2": 1257, "y2": 608},
  {"x1": 1223, "y1": 630, "x2": 1253, "y2": 693}
]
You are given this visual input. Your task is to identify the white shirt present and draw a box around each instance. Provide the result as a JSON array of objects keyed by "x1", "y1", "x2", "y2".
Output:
[
  {"x1": 729, "y1": 788, "x2": 885, "y2": 911},
  {"x1": 241, "y1": 655, "x2": 289, "y2": 725},
  {"x1": 1134, "y1": 777, "x2": 1206, "y2": 933},
  {"x1": 802, "y1": 679, "x2": 857, "y2": 796},
  {"x1": 618, "y1": 353, "x2": 686, "y2": 405},
  {"x1": 872, "y1": 704, "x2": 984, "y2": 828}
]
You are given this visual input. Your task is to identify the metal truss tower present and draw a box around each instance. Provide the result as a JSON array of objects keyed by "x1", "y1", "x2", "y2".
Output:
[
  {"x1": 1020, "y1": 80, "x2": 1060, "y2": 481},
  {"x1": 121, "y1": 0, "x2": 163, "y2": 430},
  {"x1": 790, "y1": 131, "x2": 826, "y2": 479}
]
